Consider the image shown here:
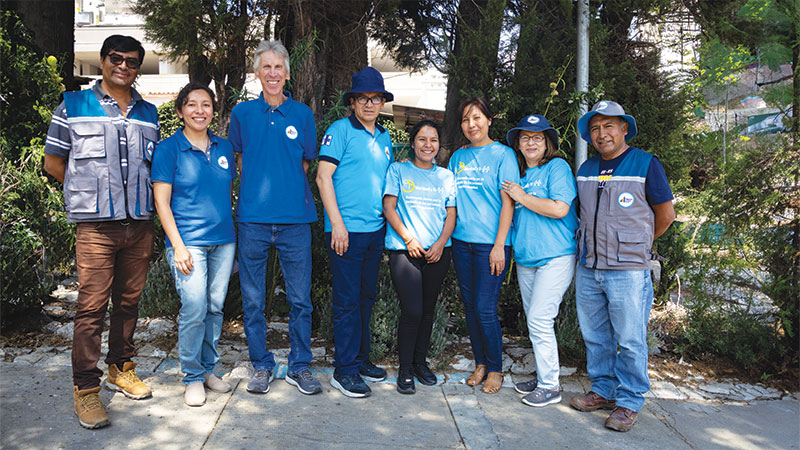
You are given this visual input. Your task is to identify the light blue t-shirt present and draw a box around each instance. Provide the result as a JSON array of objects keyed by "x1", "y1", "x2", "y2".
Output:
[
  {"x1": 151, "y1": 129, "x2": 237, "y2": 247},
  {"x1": 319, "y1": 115, "x2": 393, "y2": 233},
  {"x1": 383, "y1": 161, "x2": 456, "y2": 250},
  {"x1": 511, "y1": 158, "x2": 578, "y2": 267},
  {"x1": 448, "y1": 142, "x2": 519, "y2": 245}
]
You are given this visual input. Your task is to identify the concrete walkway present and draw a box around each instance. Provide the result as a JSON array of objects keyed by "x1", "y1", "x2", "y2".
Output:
[{"x1": 1, "y1": 363, "x2": 797, "y2": 450}]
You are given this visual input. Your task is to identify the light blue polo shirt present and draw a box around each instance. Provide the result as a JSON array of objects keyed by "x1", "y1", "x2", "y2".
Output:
[
  {"x1": 511, "y1": 157, "x2": 578, "y2": 267},
  {"x1": 319, "y1": 115, "x2": 393, "y2": 233},
  {"x1": 448, "y1": 141, "x2": 519, "y2": 245},
  {"x1": 229, "y1": 92, "x2": 318, "y2": 224},
  {"x1": 151, "y1": 129, "x2": 237, "y2": 247},
  {"x1": 383, "y1": 161, "x2": 456, "y2": 250}
]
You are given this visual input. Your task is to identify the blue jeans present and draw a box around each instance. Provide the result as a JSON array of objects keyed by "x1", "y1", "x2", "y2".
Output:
[
  {"x1": 326, "y1": 228, "x2": 384, "y2": 375},
  {"x1": 167, "y1": 243, "x2": 235, "y2": 385},
  {"x1": 517, "y1": 254, "x2": 575, "y2": 389},
  {"x1": 239, "y1": 223, "x2": 313, "y2": 374},
  {"x1": 451, "y1": 239, "x2": 510, "y2": 373},
  {"x1": 575, "y1": 264, "x2": 653, "y2": 411}
]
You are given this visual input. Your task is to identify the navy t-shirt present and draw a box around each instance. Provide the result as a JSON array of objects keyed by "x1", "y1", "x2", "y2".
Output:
[{"x1": 597, "y1": 147, "x2": 673, "y2": 206}]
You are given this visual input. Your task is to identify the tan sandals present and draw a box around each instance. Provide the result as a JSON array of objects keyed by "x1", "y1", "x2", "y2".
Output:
[
  {"x1": 465, "y1": 364, "x2": 487, "y2": 386},
  {"x1": 480, "y1": 372, "x2": 504, "y2": 394}
]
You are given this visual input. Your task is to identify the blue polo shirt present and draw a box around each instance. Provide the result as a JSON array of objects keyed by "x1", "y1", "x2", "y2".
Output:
[
  {"x1": 448, "y1": 141, "x2": 519, "y2": 245},
  {"x1": 229, "y1": 92, "x2": 318, "y2": 224},
  {"x1": 383, "y1": 162, "x2": 456, "y2": 250},
  {"x1": 151, "y1": 129, "x2": 237, "y2": 247},
  {"x1": 511, "y1": 158, "x2": 578, "y2": 267},
  {"x1": 319, "y1": 115, "x2": 394, "y2": 233}
]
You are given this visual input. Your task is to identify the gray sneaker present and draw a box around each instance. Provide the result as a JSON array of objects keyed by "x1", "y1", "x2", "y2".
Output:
[
  {"x1": 521, "y1": 386, "x2": 562, "y2": 407},
  {"x1": 246, "y1": 369, "x2": 274, "y2": 394},
  {"x1": 514, "y1": 378, "x2": 538, "y2": 395},
  {"x1": 285, "y1": 369, "x2": 322, "y2": 395}
]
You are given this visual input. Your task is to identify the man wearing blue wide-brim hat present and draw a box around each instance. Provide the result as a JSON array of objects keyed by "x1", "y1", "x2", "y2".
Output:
[
  {"x1": 316, "y1": 67, "x2": 394, "y2": 398},
  {"x1": 570, "y1": 100, "x2": 675, "y2": 432}
]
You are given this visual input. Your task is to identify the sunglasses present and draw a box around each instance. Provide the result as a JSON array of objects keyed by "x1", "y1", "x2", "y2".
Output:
[{"x1": 107, "y1": 53, "x2": 141, "y2": 70}]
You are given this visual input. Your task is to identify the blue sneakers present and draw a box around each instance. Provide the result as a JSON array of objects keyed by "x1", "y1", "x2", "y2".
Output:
[
  {"x1": 246, "y1": 369, "x2": 274, "y2": 394},
  {"x1": 359, "y1": 361, "x2": 387, "y2": 382},
  {"x1": 285, "y1": 369, "x2": 323, "y2": 395},
  {"x1": 330, "y1": 373, "x2": 372, "y2": 398}
]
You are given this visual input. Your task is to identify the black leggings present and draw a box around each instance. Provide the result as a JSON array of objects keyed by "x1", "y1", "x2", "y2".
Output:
[{"x1": 388, "y1": 248, "x2": 452, "y2": 367}]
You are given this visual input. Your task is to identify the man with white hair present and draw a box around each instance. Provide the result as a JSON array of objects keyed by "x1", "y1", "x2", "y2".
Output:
[{"x1": 229, "y1": 40, "x2": 321, "y2": 395}]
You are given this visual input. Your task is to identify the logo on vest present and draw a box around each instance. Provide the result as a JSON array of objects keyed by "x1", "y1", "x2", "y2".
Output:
[
  {"x1": 527, "y1": 116, "x2": 539, "y2": 124},
  {"x1": 618, "y1": 192, "x2": 634, "y2": 208},
  {"x1": 218, "y1": 156, "x2": 229, "y2": 170},
  {"x1": 402, "y1": 179, "x2": 415, "y2": 193},
  {"x1": 145, "y1": 140, "x2": 155, "y2": 160},
  {"x1": 285, "y1": 125, "x2": 298, "y2": 139},
  {"x1": 596, "y1": 101, "x2": 609, "y2": 111}
]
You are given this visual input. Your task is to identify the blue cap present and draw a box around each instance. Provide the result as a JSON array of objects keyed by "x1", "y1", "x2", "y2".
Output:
[
  {"x1": 577, "y1": 100, "x2": 637, "y2": 143},
  {"x1": 506, "y1": 114, "x2": 559, "y2": 148},
  {"x1": 342, "y1": 67, "x2": 394, "y2": 104}
]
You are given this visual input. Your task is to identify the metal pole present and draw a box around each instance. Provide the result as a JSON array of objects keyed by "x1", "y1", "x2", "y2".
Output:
[{"x1": 575, "y1": 0, "x2": 590, "y2": 172}]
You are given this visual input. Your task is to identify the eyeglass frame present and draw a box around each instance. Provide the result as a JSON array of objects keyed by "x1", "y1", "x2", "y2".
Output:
[
  {"x1": 354, "y1": 95, "x2": 384, "y2": 105},
  {"x1": 519, "y1": 134, "x2": 546, "y2": 144},
  {"x1": 107, "y1": 53, "x2": 141, "y2": 70}
]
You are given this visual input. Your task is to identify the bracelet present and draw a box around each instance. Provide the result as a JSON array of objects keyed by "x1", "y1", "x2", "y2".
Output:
[{"x1": 404, "y1": 237, "x2": 414, "y2": 245}]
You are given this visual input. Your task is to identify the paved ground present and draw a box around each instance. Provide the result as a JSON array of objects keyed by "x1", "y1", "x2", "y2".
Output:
[{"x1": 1, "y1": 362, "x2": 797, "y2": 449}]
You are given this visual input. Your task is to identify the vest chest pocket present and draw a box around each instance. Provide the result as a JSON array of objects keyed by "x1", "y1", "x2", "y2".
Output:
[
  {"x1": 65, "y1": 177, "x2": 99, "y2": 213},
  {"x1": 70, "y1": 122, "x2": 106, "y2": 159},
  {"x1": 612, "y1": 230, "x2": 649, "y2": 265}
]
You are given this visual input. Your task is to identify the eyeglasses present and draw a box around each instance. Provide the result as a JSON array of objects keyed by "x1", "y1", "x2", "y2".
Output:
[
  {"x1": 355, "y1": 96, "x2": 384, "y2": 105},
  {"x1": 107, "y1": 53, "x2": 141, "y2": 70},
  {"x1": 519, "y1": 135, "x2": 545, "y2": 144}
]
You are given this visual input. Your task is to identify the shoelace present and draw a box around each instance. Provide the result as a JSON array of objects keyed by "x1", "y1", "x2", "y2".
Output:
[
  {"x1": 121, "y1": 368, "x2": 141, "y2": 384},
  {"x1": 253, "y1": 370, "x2": 270, "y2": 380},
  {"x1": 79, "y1": 393, "x2": 102, "y2": 410},
  {"x1": 297, "y1": 370, "x2": 314, "y2": 381}
]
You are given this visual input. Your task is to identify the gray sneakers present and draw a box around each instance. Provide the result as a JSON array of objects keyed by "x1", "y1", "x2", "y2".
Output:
[
  {"x1": 246, "y1": 369, "x2": 275, "y2": 394},
  {"x1": 285, "y1": 369, "x2": 322, "y2": 395},
  {"x1": 521, "y1": 386, "x2": 562, "y2": 407},
  {"x1": 514, "y1": 378, "x2": 538, "y2": 395}
]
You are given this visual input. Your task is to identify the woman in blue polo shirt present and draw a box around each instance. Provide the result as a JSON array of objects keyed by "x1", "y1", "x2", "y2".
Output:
[
  {"x1": 152, "y1": 83, "x2": 237, "y2": 407},
  {"x1": 447, "y1": 97, "x2": 519, "y2": 394},
  {"x1": 383, "y1": 120, "x2": 456, "y2": 394},
  {"x1": 501, "y1": 114, "x2": 578, "y2": 408}
]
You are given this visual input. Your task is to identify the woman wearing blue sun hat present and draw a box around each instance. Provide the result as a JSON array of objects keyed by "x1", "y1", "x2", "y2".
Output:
[{"x1": 501, "y1": 114, "x2": 578, "y2": 408}]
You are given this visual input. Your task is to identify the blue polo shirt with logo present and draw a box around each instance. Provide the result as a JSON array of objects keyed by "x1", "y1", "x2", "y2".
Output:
[
  {"x1": 229, "y1": 92, "x2": 318, "y2": 224},
  {"x1": 448, "y1": 141, "x2": 519, "y2": 245},
  {"x1": 319, "y1": 115, "x2": 394, "y2": 233},
  {"x1": 151, "y1": 129, "x2": 237, "y2": 247},
  {"x1": 383, "y1": 161, "x2": 456, "y2": 250}
]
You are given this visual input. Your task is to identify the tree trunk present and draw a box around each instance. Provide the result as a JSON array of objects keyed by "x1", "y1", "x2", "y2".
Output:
[{"x1": 5, "y1": 0, "x2": 76, "y2": 91}]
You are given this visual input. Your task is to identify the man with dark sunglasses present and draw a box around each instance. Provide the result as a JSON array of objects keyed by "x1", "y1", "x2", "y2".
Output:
[{"x1": 44, "y1": 34, "x2": 159, "y2": 429}]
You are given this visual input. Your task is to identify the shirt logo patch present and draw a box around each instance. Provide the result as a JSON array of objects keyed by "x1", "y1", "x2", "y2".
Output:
[
  {"x1": 455, "y1": 161, "x2": 466, "y2": 174},
  {"x1": 527, "y1": 116, "x2": 539, "y2": 124},
  {"x1": 218, "y1": 156, "x2": 229, "y2": 170},
  {"x1": 286, "y1": 125, "x2": 298, "y2": 140},
  {"x1": 618, "y1": 192, "x2": 634, "y2": 208},
  {"x1": 322, "y1": 134, "x2": 333, "y2": 146},
  {"x1": 401, "y1": 179, "x2": 415, "y2": 193},
  {"x1": 596, "y1": 101, "x2": 609, "y2": 111},
  {"x1": 384, "y1": 146, "x2": 391, "y2": 160},
  {"x1": 145, "y1": 140, "x2": 155, "y2": 159}
]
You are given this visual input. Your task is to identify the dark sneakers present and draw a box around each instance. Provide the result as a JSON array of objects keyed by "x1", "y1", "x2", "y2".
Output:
[
  {"x1": 413, "y1": 363, "x2": 437, "y2": 386},
  {"x1": 246, "y1": 369, "x2": 275, "y2": 394},
  {"x1": 285, "y1": 369, "x2": 322, "y2": 395},
  {"x1": 331, "y1": 373, "x2": 372, "y2": 398},
  {"x1": 570, "y1": 391, "x2": 616, "y2": 411},
  {"x1": 605, "y1": 406, "x2": 638, "y2": 432},
  {"x1": 396, "y1": 366, "x2": 416, "y2": 394},
  {"x1": 359, "y1": 361, "x2": 387, "y2": 382},
  {"x1": 514, "y1": 378, "x2": 538, "y2": 395}
]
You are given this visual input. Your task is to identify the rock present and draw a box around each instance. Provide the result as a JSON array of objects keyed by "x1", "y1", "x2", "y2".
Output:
[
  {"x1": 55, "y1": 322, "x2": 74, "y2": 340},
  {"x1": 697, "y1": 381, "x2": 737, "y2": 397},
  {"x1": 271, "y1": 348, "x2": 289, "y2": 364},
  {"x1": 559, "y1": 366, "x2": 577, "y2": 377},
  {"x1": 219, "y1": 350, "x2": 245, "y2": 365},
  {"x1": 502, "y1": 353, "x2": 513, "y2": 371},
  {"x1": 137, "y1": 344, "x2": 167, "y2": 359},
  {"x1": 645, "y1": 381, "x2": 688, "y2": 400},
  {"x1": 41, "y1": 354, "x2": 72, "y2": 367},
  {"x1": 505, "y1": 347, "x2": 530, "y2": 358},
  {"x1": 510, "y1": 353, "x2": 535, "y2": 375},
  {"x1": 38, "y1": 346, "x2": 54, "y2": 353},
  {"x1": 229, "y1": 361, "x2": 254, "y2": 379},
  {"x1": 501, "y1": 336, "x2": 510, "y2": 344},
  {"x1": 311, "y1": 347, "x2": 326, "y2": 358},
  {"x1": 451, "y1": 357, "x2": 475, "y2": 372},
  {"x1": 50, "y1": 285, "x2": 78, "y2": 303},
  {"x1": 44, "y1": 322, "x2": 61, "y2": 334},
  {"x1": 60, "y1": 276, "x2": 79, "y2": 287},
  {"x1": 0, "y1": 348, "x2": 5, "y2": 359},
  {"x1": 459, "y1": 337, "x2": 471, "y2": 344},
  {"x1": 147, "y1": 318, "x2": 175, "y2": 334},
  {"x1": 268, "y1": 322, "x2": 289, "y2": 333},
  {"x1": 14, "y1": 352, "x2": 46, "y2": 365},
  {"x1": 43, "y1": 305, "x2": 74, "y2": 319}
]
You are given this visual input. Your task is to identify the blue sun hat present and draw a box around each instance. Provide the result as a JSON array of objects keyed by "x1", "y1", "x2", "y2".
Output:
[
  {"x1": 577, "y1": 100, "x2": 638, "y2": 143},
  {"x1": 506, "y1": 114, "x2": 559, "y2": 148},
  {"x1": 342, "y1": 67, "x2": 394, "y2": 104}
]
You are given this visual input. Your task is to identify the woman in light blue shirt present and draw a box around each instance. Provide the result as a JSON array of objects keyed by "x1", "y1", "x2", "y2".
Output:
[
  {"x1": 501, "y1": 114, "x2": 578, "y2": 407},
  {"x1": 447, "y1": 98, "x2": 519, "y2": 394},
  {"x1": 384, "y1": 120, "x2": 456, "y2": 394}
]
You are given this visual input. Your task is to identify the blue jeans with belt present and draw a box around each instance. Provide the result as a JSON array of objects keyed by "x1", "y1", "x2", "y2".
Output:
[{"x1": 451, "y1": 238, "x2": 511, "y2": 373}]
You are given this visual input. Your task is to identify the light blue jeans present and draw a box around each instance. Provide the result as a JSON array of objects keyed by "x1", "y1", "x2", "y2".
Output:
[
  {"x1": 575, "y1": 264, "x2": 653, "y2": 411},
  {"x1": 167, "y1": 243, "x2": 235, "y2": 385},
  {"x1": 516, "y1": 254, "x2": 575, "y2": 389}
]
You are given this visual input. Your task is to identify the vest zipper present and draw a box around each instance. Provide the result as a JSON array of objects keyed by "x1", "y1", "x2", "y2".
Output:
[{"x1": 592, "y1": 188, "x2": 601, "y2": 269}]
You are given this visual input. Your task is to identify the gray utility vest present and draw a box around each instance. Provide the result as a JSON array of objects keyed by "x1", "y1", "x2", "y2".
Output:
[
  {"x1": 62, "y1": 89, "x2": 158, "y2": 223},
  {"x1": 576, "y1": 147, "x2": 654, "y2": 270}
]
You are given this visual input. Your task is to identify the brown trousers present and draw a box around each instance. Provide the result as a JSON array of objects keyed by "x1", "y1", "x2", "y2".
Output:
[{"x1": 72, "y1": 221, "x2": 154, "y2": 389}]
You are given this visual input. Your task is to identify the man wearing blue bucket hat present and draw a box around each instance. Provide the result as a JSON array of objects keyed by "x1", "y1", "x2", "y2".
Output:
[
  {"x1": 570, "y1": 101, "x2": 675, "y2": 431},
  {"x1": 316, "y1": 67, "x2": 394, "y2": 398}
]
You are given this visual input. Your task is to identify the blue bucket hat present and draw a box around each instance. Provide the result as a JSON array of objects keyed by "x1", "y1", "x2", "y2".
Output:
[
  {"x1": 506, "y1": 114, "x2": 559, "y2": 148},
  {"x1": 342, "y1": 67, "x2": 394, "y2": 104},
  {"x1": 577, "y1": 100, "x2": 637, "y2": 143}
]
